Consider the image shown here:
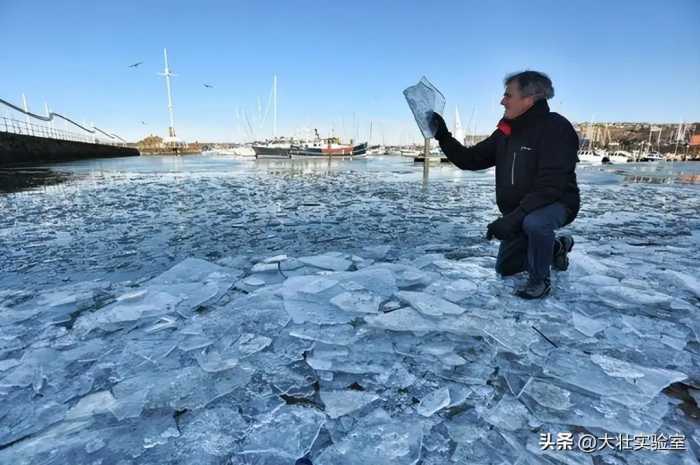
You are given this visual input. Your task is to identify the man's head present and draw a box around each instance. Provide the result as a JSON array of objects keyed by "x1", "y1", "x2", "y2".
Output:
[{"x1": 500, "y1": 71, "x2": 554, "y2": 119}]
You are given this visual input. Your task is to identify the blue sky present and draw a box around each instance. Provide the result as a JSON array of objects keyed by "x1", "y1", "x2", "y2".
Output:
[{"x1": 1, "y1": 0, "x2": 698, "y2": 143}]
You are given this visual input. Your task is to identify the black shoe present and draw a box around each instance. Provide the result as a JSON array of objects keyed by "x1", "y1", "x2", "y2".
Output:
[
  {"x1": 515, "y1": 278, "x2": 551, "y2": 299},
  {"x1": 552, "y1": 235, "x2": 574, "y2": 271}
]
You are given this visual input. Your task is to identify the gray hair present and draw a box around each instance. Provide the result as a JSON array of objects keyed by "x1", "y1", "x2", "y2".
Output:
[{"x1": 504, "y1": 70, "x2": 554, "y2": 101}]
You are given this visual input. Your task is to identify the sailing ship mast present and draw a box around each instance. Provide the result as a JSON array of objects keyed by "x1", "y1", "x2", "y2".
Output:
[
  {"x1": 159, "y1": 48, "x2": 177, "y2": 139},
  {"x1": 453, "y1": 106, "x2": 465, "y2": 145},
  {"x1": 273, "y1": 74, "x2": 277, "y2": 139}
]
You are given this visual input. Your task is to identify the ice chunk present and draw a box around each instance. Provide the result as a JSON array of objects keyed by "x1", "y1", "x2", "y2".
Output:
[
  {"x1": 483, "y1": 395, "x2": 530, "y2": 431},
  {"x1": 482, "y1": 319, "x2": 540, "y2": 355},
  {"x1": 396, "y1": 291, "x2": 466, "y2": 316},
  {"x1": 282, "y1": 275, "x2": 339, "y2": 296},
  {"x1": 73, "y1": 289, "x2": 181, "y2": 335},
  {"x1": 424, "y1": 278, "x2": 477, "y2": 303},
  {"x1": 306, "y1": 345, "x2": 389, "y2": 375},
  {"x1": 320, "y1": 390, "x2": 380, "y2": 418},
  {"x1": 417, "y1": 387, "x2": 451, "y2": 417},
  {"x1": 572, "y1": 312, "x2": 608, "y2": 337},
  {"x1": 596, "y1": 285, "x2": 672, "y2": 308},
  {"x1": 543, "y1": 349, "x2": 687, "y2": 406},
  {"x1": 574, "y1": 274, "x2": 620, "y2": 287},
  {"x1": 0, "y1": 358, "x2": 20, "y2": 372},
  {"x1": 66, "y1": 390, "x2": 117, "y2": 419},
  {"x1": 175, "y1": 407, "x2": 248, "y2": 458},
  {"x1": 374, "y1": 362, "x2": 417, "y2": 389},
  {"x1": 111, "y1": 365, "x2": 253, "y2": 414},
  {"x1": 34, "y1": 280, "x2": 110, "y2": 320},
  {"x1": 288, "y1": 323, "x2": 358, "y2": 345},
  {"x1": 316, "y1": 408, "x2": 423, "y2": 465},
  {"x1": 148, "y1": 257, "x2": 238, "y2": 284},
  {"x1": 284, "y1": 299, "x2": 354, "y2": 325},
  {"x1": 298, "y1": 252, "x2": 352, "y2": 271},
  {"x1": 330, "y1": 290, "x2": 382, "y2": 314},
  {"x1": 239, "y1": 405, "x2": 325, "y2": 458},
  {"x1": 362, "y1": 245, "x2": 392, "y2": 260},
  {"x1": 333, "y1": 267, "x2": 399, "y2": 298},
  {"x1": 364, "y1": 307, "x2": 438, "y2": 333},
  {"x1": 242, "y1": 276, "x2": 266, "y2": 286},
  {"x1": 403, "y1": 76, "x2": 446, "y2": 139},
  {"x1": 519, "y1": 378, "x2": 573, "y2": 411},
  {"x1": 263, "y1": 254, "x2": 288, "y2": 263},
  {"x1": 519, "y1": 377, "x2": 671, "y2": 434},
  {"x1": 238, "y1": 333, "x2": 273, "y2": 355},
  {"x1": 665, "y1": 270, "x2": 700, "y2": 297}
]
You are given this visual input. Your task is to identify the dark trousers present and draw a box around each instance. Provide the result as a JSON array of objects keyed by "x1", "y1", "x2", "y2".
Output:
[{"x1": 495, "y1": 202, "x2": 569, "y2": 282}]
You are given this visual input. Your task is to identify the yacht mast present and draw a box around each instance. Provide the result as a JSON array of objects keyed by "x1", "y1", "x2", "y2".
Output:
[
  {"x1": 159, "y1": 48, "x2": 177, "y2": 138},
  {"x1": 273, "y1": 74, "x2": 277, "y2": 139}
]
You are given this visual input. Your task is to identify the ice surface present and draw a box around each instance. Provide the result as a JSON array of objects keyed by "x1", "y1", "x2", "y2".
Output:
[
  {"x1": 1, "y1": 158, "x2": 698, "y2": 465},
  {"x1": 239, "y1": 405, "x2": 325, "y2": 458},
  {"x1": 416, "y1": 387, "x2": 451, "y2": 417},
  {"x1": 396, "y1": 290, "x2": 467, "y2": 316},
  {"x1": 572, "y1": 311, "x2": 608, "y2": 337},
  {"x1": 483, "y1": 395, "x2": 531, "y2": 431},
  {"x1": 543, "y1": 349, "x2": 687, "y2": 406},
  {"x1": 316, "y1": 408, "x2": 423, "y2": 465},
  {"x1": 320, "y1": 390, "x2": 380, "y2": 418},
  {"x1": 298, "y1": 252, "x2": 352, "y2": 271}
]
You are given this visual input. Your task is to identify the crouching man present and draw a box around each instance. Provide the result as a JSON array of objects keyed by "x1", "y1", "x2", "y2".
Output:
[{"x1": 431, "y1": 70, "x2": 579, "y2": 299}]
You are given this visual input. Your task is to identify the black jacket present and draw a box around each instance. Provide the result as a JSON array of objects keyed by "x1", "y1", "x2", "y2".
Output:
[{"x1": 437, "y1": 100, "x2": 580, "y2": 223}]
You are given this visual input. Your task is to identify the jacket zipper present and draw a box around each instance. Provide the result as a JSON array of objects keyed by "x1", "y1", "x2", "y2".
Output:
[{"x1": 511, "y1": 152, "x2": 517, "y2": 185}]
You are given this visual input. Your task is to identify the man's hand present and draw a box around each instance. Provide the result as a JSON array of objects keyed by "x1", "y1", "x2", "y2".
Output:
[
  {"x1": 486, "y1": 208, "x2": 526, "y2": 241},
  {"x1": 429, "y1": 112, "x2": 449, "y2": 141}
]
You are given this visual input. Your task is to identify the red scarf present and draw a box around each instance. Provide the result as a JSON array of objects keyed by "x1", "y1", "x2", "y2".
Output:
[{"x1": 497, "y1": 119, "x2": 512, "y2": 137}]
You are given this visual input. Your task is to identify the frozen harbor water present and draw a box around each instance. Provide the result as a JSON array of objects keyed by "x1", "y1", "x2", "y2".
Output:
[{"x1": 0, "y1": 155, "x2": 699, "y2": 464}]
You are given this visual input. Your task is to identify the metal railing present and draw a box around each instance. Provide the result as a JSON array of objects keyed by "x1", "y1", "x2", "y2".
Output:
[{"x1": 0, "y1": 116, "x2": 127, "y2": 147}]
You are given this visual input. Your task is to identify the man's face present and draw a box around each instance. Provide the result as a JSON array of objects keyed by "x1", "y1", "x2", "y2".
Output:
[{"x1": 500, "y1": 81, "x2": 535, "y2": 119}]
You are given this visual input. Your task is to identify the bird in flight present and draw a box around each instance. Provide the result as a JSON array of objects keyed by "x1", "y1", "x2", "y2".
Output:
[
  {"x1": 140, "y1": 121, "x2": 147, "y2": 125},
  {"x1": 203, "y1": 83, "x2": 214, "y2": 88},
  {"x1": 128, "y1": 61, "x2": 144, "y2": 68}
]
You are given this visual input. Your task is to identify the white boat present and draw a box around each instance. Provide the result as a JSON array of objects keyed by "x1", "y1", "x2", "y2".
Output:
[
  {"x1": 639, "y1": 151, "x2": 664, "y2": 162},
  {"x1": 609, "y1": 150, "x2": 631, "y2": 163},
  {"x1": 577, "y1": 149, "x2": 604, "y2": 164},
  {"x1": 577, "y1": 148, "x2": 628, "y2": 164},
  {"x1": 400, "y1": 149, "x2": 421, "y2": 158}
]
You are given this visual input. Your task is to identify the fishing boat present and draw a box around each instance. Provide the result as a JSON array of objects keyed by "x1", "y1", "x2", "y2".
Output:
[{"x1": 289, "y1": 135, "x2": 367, "y2": 159}]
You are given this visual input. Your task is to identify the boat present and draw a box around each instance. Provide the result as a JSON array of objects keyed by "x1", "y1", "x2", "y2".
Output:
[
  {"x1": 253, "y1": 139, "x2": 293, "y2": 159},
  {"x1": 289, "y1": 136, "x2": 367, "y2": 159},
  {"x1": 609, "y1": 150, "x2": 631, "y2": 163},
  {"x1": 638, "y1": 151, "x2": 664, "y2": 162},
  {"x1": 367, "y1": 144, "x2": 384, "y2": 155},
  {"x1": 577, "y1": 148, "x2": 625, "y2": 164},
  {"x1": 400, "y1": 148, "x2": 421, "y2": 158}
]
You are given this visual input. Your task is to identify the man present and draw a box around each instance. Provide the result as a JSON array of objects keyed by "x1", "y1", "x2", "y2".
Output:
[{"x1": 430, "y1": 70, "x2": 579, "y2": 299}]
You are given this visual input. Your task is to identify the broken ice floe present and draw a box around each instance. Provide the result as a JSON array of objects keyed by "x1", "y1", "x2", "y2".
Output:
[{"x1": 1, "y1": 243, "x2": 699, "y2": 464}]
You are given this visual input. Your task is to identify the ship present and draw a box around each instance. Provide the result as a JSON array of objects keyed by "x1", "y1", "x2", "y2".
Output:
[
  {"x1": 289, "y1": 130, "x2": 367, "y2": 159},
  {"x1": 252, "y1": 138, "x2": 296, "y2": 159}
]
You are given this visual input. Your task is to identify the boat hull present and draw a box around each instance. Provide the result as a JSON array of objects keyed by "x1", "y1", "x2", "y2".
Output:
[
  {"x1": 253, "y1": 145, "x2": 291, "y2": 159},
  {"x1": 290, "y1": 142, "x2": 367, "y2": 159}
]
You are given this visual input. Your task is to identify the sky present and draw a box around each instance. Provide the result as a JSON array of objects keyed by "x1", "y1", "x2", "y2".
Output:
[{"x1": 1, "y1": 0, "x2": 699, "y2": 144}]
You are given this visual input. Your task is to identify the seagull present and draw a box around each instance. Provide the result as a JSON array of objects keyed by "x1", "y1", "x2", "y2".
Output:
[
  {"x1": 203, "y1": 83, "x2": 214, "y2": 88},
  {"x1": 128, "y1": 61, "x2": 144, "y2": 68}
]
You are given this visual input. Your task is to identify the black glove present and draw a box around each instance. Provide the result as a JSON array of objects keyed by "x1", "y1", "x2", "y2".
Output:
[
  {"x1": 429, "y1": 112, "x2": 450, "y2": 141},
  {"x1": 486, "y1": 208, "x2": 526, "y2": 241}
]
